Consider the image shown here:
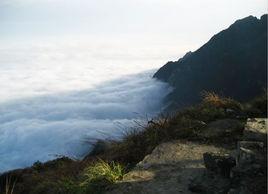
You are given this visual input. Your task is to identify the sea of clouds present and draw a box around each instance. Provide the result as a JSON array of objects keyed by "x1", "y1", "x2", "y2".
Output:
[{"x1": 0, "y1": 40, "x2": 172, "y2": 172}]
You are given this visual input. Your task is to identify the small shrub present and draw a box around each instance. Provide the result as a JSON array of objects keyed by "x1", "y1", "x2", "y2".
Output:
[
  {"x1": 106, "y1": 119, "x2": 170, "y2": 165},
  {"x1": 30, "y1": 181, "x2": 60, "y2": 194},
  {"x1": 58, "y1": 179, "x2": 84, "y2": 194},
  {"x1": 168, "y1": 116, "x2": 206, "y2": 138},
  {"x1": 89, "y1": 140, "x2": 112, "y2": 156},
  {"x1": 32, "y1": 161, "x2": 43, "y2": 172},
  {"x1": 201, "y1": 91, "x2": 242, "y2": 110},
  {"x1": 199, "y1": 106, "x2": 226, "y2": 121},
  {"x1": 80, "y1": 159, "x2": 125, "y2": 192},
  {"x1": 176, "y1": 105, "x2": 226, "y2": 122}
]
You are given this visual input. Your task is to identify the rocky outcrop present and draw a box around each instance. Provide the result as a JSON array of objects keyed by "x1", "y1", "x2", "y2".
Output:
[
  {"x1": 229, "y1": 118, "x2": 267, "y2": 194},
  {"x1": 107, "y1": 118, "x2": 266, "y2": 194},
  {"x1": 243, "y1": 118, "x2": 267, "y2": 143},
  {"x1": 190, "y1": 118, "x2": 267, "y2": 194},
  {"x1": 106, "y1": 141, "x2": 229, "y2": 194}
]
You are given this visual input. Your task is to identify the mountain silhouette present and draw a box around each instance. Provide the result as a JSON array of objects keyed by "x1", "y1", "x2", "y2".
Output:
[{"x1": 154, "y1": 14, "x2": 267, "y2": 109}]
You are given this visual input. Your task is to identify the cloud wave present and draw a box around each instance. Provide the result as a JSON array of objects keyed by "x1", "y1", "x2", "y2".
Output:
[{"x1": 0, "y1": 71, "x2": 171, "y2": 172}]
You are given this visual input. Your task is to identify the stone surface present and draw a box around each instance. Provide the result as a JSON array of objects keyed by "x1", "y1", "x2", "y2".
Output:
[
  {"x1": 106, "y1": 140, "x2": 228, "y2": 194},
  {"x1": 228, "y1": 118, "x2": 267, "y2": 194},
  {"x1": 243, "y1": 118, "x2": 267, "y2": 142},
  {"x1": 236, "y1": 141, "x2": 265, "y2": 166}
]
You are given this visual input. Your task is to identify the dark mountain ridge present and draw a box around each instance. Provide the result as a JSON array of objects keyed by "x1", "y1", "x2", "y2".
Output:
[{"x1": 154, "y1": 14, "x2": 267, "y2": 109}]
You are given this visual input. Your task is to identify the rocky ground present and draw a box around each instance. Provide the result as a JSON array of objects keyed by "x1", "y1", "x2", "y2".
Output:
[{"x1": 105, "y1": 118, "x2": 267, "y2": 194}]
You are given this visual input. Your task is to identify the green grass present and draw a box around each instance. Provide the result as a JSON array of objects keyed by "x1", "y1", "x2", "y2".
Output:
[
  {"x1": 82, "y1": 159, "x2": 125, "y2": 185},
  {"x1": 57, "y1": 159, "x2": 125, "y2": 194}
]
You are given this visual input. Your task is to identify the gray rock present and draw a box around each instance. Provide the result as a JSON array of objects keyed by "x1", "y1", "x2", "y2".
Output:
[
  {"x1": 107, "y1": 141, "x2": 229, "y2": 194},
  {"x1": 229, "y1": 138, "x2": 267, "y2": 194},
  {"x1": 237, "y1": 141, "x2": 265, "y2": 166},
  {"x1": 243, "y1": 118, "x2": 267, "y2": 142}
]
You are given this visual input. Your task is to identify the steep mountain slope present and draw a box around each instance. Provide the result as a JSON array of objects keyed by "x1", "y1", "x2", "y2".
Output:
[{"x1": 154, "y1": 14, "x2": 267, "y2": 109}]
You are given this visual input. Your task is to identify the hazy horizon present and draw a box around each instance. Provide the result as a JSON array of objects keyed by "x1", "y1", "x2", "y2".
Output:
[{"x1": 1, "y1": 0, "x2": 267, "y2": 55}]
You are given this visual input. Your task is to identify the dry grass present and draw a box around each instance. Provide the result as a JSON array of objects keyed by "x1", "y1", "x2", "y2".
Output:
[
  {"x1": 201, "y1": 91, "x2": 242, "y2": 110},
  {"x1": 0, "y1": 176, "x2": 16, "y2": 194}
]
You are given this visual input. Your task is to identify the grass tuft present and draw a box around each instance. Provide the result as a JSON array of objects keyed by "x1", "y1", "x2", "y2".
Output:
[
  {"x1": 201, "y1": 91, "x2": 242, "y2": 110},
  {"x1": 78, "y1": 159, "x2": 125, "y2": 193},
  {"x1": 82, "y1": 159, "x2": 125, "y2": 185},
  {"x1": 0, "y1": 175, "x2": 16, "y2": 194}
]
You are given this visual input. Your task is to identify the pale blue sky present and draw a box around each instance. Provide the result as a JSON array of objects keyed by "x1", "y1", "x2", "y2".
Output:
[{"x1": 0, "y1": 0, "x2": 267, "y2": 51}]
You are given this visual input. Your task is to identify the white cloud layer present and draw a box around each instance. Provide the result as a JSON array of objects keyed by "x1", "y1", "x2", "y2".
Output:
[{"x1": 0, "y1": 42, "x2": 171, "y2": 172}]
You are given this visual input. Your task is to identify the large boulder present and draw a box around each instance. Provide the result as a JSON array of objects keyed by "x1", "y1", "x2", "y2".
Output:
[
  {"x1": 236, "y1": 141, "x2": 265, "y2": 167},
  {"x1": 203, "y1": 152, "x2": 236, "y2": 178}
]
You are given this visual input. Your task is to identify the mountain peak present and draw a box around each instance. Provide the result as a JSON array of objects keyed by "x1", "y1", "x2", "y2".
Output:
[{"x1": 154, "y1": 15, "x2": 267, "y2": 109}]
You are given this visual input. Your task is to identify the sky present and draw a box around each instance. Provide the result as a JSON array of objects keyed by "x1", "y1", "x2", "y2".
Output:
[{"x1": 0, "y1": 0, "x2": 267, "y2": 53}]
